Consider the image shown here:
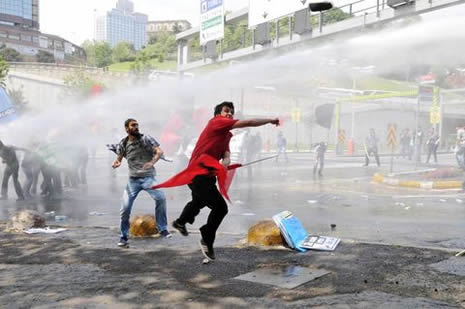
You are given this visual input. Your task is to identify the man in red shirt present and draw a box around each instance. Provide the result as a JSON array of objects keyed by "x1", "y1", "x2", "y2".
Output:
[{"x1": 169, "y1": 101, "x2": 279, "y2": 261}]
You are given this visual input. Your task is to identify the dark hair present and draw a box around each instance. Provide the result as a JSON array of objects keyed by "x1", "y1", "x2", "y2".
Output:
[
  {"x1": 124, "y1": 118, "x2": 137, "y2": 128},
  {"x1": 214, "y1": 101, "x2": 234, "y2": 116}
]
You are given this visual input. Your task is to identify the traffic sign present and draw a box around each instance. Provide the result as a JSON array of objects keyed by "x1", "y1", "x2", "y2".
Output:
[
  {"x1": 387, "y1": 124, "x2": 397, "y2": 148},
  {"x1": 200, "y1": 0, "x2": 224, "y2": 45},
  {"x1": 430, "y1": 105, "x2": 441, "y2": 124}
]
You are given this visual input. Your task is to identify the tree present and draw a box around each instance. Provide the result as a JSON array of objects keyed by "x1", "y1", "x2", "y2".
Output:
[
  {"x1": 172, "y1": 22, "x2": 183, "y2": 34},
  {"x1": 36, "y1": 50, "x2": 55, "y2": 63},
  {"x1": 112, "y1": 41, "x2": 136, "y2": 63},
  {"x1": 311, "y1": 8, "x2": 352, "y2": 27},
  {"x1": 0, "y1": 56, "x2": 9, "y2": 87},
  {"x1": 8, "y1": 86, "x2": 28, "y2": 113},
  {"x1": 0, "y1": 45, "x2": 23, "y2": 62},
  {"x1": 81, "y1": 40, "x2": 113, "y2": 68},
  {"x1": 130, "y1": 50, "x2": 153, "y2": 74}
]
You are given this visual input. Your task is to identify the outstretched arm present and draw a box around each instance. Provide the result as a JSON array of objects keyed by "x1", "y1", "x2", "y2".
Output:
[{"x1": 231, "y1": 118, "x2": 279, "y2": 129}]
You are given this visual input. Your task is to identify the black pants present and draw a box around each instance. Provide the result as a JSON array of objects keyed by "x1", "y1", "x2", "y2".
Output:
[
  {"x1": 365, "y1": 149, "x2": 380, "y2": 166},
  {"x1": 426, "y1": 145, "x2": 438, "y2": 163},
  {"x1": 313, "y1": 155, "x2": 325, "y2": 176},
  {"x1": 2, "y1": 163, "x2": 24, "y2": 199},
  {"x1": 22, "y1": 164, "x2": 40, "y2": 196},
  {"x1": 177, "y1": 175, "x2": 228, "y2": 246}
]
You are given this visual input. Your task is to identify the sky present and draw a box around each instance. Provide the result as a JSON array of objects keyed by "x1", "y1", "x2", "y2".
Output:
[{"x1": 40, "y1": 0, "x2": 249, "y2": 46}]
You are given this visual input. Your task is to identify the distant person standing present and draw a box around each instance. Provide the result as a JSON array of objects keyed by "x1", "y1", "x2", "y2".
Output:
[
  {"x1": 21, "y1": 142, "x2": 41, "y2": 198},
  {"x1": 276, "y1": 131, "x2": 289, "y2": 163},
  {"x1": 363, "y1": 128, "x2": 380, "y2": 167},
  {"x1": 415, "y1": 127, "x2": 424, "y2": 163},
  {"x1": 112, "y1": 119, "x2": 171, "y2": 247},
  {"x1": 313, "y1": 142, "x2": 327, "y2": 177},
  {"x1": 400, "y1": 128, "x2": 412, "y2": 160},
  {"x1": 426, "y1": 127, "x2": 440, "y2": 164},
  {"x1": 0, "y1": 141, "x2": 25, "y2": 201}
]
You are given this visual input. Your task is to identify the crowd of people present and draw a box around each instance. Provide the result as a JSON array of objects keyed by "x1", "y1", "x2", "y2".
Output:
[{"x1": 0, "y1": 140, "x2": 88, "y2": 201}]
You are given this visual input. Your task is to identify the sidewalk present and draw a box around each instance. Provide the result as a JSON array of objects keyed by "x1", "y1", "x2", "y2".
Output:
[{"x1": 1, "y1": 223, "x2": 464, "y2": 308}]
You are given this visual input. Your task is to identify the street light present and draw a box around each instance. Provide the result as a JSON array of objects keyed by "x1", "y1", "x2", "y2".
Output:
[{"x1": 309, "y1": 1, "x2": 333, "y2": 12}]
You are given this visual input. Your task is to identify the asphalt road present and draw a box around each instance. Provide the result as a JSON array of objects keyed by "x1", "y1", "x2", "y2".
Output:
[{"x1": 1, "y1": 151, "x2": 464, "y2": 250}]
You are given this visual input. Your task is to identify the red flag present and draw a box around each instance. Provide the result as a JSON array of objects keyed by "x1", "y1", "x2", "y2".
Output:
[{"x1": 152, "y1": 154, "x2": 242, "y2": 201}]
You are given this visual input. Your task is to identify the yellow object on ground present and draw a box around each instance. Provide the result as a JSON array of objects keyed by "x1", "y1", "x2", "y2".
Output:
[
  {"x1": 247, "y1": 219, "x2": 284, "y2": 247},
  {"x1": 130, "y1": 215, "x2": 158, "y2": 237}
]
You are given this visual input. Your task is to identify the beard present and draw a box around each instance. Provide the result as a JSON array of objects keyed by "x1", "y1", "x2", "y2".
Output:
[{"x1": 129, "y1": 129, "x2": 141, "y2": 138}]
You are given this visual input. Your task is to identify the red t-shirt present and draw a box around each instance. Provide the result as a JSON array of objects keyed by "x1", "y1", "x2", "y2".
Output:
[{"x1": 190, "y1": 115, "x2": 238, "y2": 163}]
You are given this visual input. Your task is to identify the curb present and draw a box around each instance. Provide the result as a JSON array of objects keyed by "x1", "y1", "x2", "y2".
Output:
[{"x1": 373, "y1": 173, "x2": 463, "y2": 189}]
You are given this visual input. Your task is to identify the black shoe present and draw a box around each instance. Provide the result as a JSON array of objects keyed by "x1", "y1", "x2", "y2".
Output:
[
  {"x1": 172, "y1": 220, "x2": 188, "y2": 236},
  {"x1": 199, "y1": 239, "x2": 215, "y2": 261}
]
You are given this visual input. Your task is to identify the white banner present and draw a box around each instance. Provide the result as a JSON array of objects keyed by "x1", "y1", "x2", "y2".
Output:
[
  {"x1": 200, "y1": 0, "x2": 224, "y2": 45},
  {"x1": 249, "y1": 0, "x2": 309, "y2": 28}
]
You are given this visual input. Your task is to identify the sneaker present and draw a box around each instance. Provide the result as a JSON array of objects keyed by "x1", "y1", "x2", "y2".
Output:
[
  {"x1": 172, "y1": 220, "x2": 188, "y2": 236},
  {"x1": 117, "y1": 237, "x2": 129, "y2": 247},
  {"x1": 160, "y1": 230, "x2": 172, "y2": 238},
  {"x1": 199, "y1": 239, "x2": 215, "y2": 261}
]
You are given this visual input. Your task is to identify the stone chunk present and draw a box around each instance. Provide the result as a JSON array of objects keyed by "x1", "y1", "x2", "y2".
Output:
[
  {"x1": 130, "y1": 215, "x2": 158, "y2": 237},
  {"x1": 6, "y1": 210, "x2": 46, "y2": 232},
  {"x1": 248, "y1": 219, "x2": 284, "y2": 246}
]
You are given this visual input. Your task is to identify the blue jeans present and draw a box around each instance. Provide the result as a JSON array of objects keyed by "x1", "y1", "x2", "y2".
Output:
[{"x1": 120, "y1": 176, "x2": 167, "y2": 239}]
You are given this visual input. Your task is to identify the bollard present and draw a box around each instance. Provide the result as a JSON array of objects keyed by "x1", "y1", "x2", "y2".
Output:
[{"x1": 348, "y1": 139, "x2": 355, "y2": 155}]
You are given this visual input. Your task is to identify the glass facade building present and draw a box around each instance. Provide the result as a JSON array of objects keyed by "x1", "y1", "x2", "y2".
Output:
[
  {"x1": 0, "y1": 0, "x2": 39, "y2": 30},
  {"x1": 95, "y1": 0, "x2": 147, "y2": 50}
]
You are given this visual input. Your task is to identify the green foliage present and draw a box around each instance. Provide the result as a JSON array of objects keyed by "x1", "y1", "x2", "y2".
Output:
[
  {"x1": 223, "y1": 21, "x2": 252, "y2": 52},
  {"x1": 36, "y1": 50, "x2": 55, "y2": 63},
  {"x1": 143, "y1": 32, "x2": 177, "y2": 62},
  {"x1": 311, "y1": 8, "x2": 352, "y2": 28},
  {"x1": 0, "y1": 44, "x2": 22, "y2": 62},
  {"x1": 0, "y1": 57, "x2": 9, "y2": 87},
  {"x1": 112, "y1": 41, "x2": 136, "y2": 63},
  {"x1": 82, "y1": 40, "x2": 113, "y2": 68},
  {"x1": 63, "y1": 70, "x2": 105, "y2": 99},
  {"x1": 7, "y1": 86, "x2": 28, "y2": 113},
  {"x1": 130, "y1": 50, "x2": 153, "y2": 75}
]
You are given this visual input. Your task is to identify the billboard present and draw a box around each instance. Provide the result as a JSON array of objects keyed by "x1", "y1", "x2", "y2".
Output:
[
  {"x1": 249, "y1": 0, "x2": 309, "y2": 28},
  {"x1": 200, "y1": 0, "x2": 224, "y2": 45}
]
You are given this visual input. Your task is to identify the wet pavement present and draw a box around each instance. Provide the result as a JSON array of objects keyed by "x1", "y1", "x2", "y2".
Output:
[{"x1": 1, "y1": 152, "x2": 464, "y2": 250}]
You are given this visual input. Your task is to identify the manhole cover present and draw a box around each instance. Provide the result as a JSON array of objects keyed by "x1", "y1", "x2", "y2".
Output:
[{"x1": 234, "y1": 265, "x2": 330, "y2": 289}]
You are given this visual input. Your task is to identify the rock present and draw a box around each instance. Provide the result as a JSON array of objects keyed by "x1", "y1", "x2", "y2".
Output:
[
  {"x1": 129, "y1": 215, "x2": 158, "y2": 237},
  {"x1": 6, "y1": 210, "x2": 46, "y2": 232},
  {"x1": 247, "y1": 219, "x2": 284, "y2": 247}
]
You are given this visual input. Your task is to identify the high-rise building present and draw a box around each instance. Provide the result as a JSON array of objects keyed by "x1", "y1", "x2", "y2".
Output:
[
  {"x1": 95, "y1": 0, "x2": 147, "y2": 51},
  {"x1": 0, "y1": 0, "x2": 39, "y2": 30},
  {"x1": 0, "y1": 0, "x2": 86, "y2": 63}
]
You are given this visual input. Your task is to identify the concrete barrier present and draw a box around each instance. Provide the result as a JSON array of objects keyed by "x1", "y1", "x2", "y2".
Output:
[{"x1": 373, "y1": 173, "x2": 462, "y2": 189}]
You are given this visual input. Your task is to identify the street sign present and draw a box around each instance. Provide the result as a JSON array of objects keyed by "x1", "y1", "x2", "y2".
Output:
[
  {"x1": 387, "y1": 124, "x2": 397, "y2": 148},
  {"x1": 291, "y1": 107, "x2": 301, "y2": 123},
  {"x1": 249, "y1": 0, "x2": 307, "y2": 28},
  {"x1": 200, "y1": 0, "x2": 224, "y2": 45},
  {"x1": 430, "y1": 105, "x2": 441, "y2": 124}
]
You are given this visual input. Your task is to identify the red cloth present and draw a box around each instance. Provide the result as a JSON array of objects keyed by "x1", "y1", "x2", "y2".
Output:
[
  {"x1": 153, "y1": 116, "x2": 240, "y2": 201},
  {"x1": 152, "y1": 154, "x2": 241, "y2": 201}
]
